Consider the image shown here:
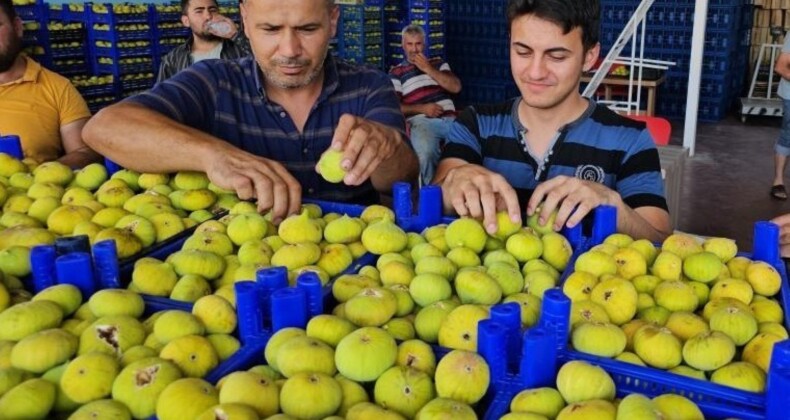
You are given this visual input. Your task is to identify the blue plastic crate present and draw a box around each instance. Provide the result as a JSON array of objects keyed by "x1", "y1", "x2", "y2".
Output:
[{"x1": 500, "y1": 213, "x2": 790, "y2": 419}]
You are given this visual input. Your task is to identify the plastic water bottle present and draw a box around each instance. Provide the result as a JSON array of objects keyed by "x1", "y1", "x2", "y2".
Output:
[{"x1": 207, "y1": 21, "x2": 233, "y2": 36}]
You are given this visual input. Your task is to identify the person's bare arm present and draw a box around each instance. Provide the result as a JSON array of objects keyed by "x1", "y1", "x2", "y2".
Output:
[
  {"x1": 775, "y1": 52, "x2": 790, "y2": 80},
  {"x1": 57, "y1": 118, "x2": 102, "y2": 168},
  {"x1": 527, "y1": 175, "x2": 671, "y2": 243},
  {"x1": 83, "y1": 102, "x2": 302, "y2": 221},
  {"x1": 412, "y1": 54, "x2": 462, "y2": 94},
  {"x1": 321, "y1": 114, "x2": 418, "y2": 192}
]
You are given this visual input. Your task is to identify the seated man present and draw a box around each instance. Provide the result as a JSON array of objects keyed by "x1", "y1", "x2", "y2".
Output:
[
  {"x1": 434, "y1": 0, "x2": 670, "y2": 242},
  {"x1": 0, "y1": 0, "x2": 99, "y2": 167},
  {"x1": 84, "y1": 0, "x2": 418, "y2": 223},
  {"x1": 157, "y1": 0, "x2": 250, "y2": 82},
  {"x1": 389, "y1": 24, "x2": 461, "y2": 184}
]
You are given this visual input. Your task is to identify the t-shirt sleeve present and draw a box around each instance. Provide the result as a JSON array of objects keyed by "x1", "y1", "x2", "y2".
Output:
[
  {"x1": 616, "y1": 128, "x2": 668, "y2": 211},
  {"x1": 388, "y1": 71, "x2": 403, "y2": 97},
  {"x1": 363, "y1": 71, "x2": 409, "y2": 143},
  {"x1": 784, "y1": 31, "x2": 790, "y2": 53},
  {"x1": 125, "y1": 62, "x2": 217, "y2": 132},
  {"x1": 440, "y1": 106, "x2": 483, "y2": 165},
  {"x1": 58, "y1": 80, "x2": 91, "y2": 125}
]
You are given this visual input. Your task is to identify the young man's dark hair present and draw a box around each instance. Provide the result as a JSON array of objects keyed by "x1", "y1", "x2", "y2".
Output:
[
  {"x1": 0, "y1": 0, "x2": 17, "y2": 21},
  {"x1": 181, "y1": 0, "x2": 214, "y2": 16},
  {"x1": 506, "y1": 0, "x2": 600, "y2": 51}
]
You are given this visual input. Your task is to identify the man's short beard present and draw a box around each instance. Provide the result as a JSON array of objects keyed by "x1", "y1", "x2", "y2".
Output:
[
  {"x1": 0, "y1": 35, "x2": 22, "y2": 73},
  {"x1": 194, "y1": 31, "x2": 222, "y2": 43},
  {"x1": 262, "y1": 48, "x2": 328, "y2": 89}
]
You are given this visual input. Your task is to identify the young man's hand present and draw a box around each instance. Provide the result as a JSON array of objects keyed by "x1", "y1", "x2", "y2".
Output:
[
  {"x1": 527, "y1": 175, "x2": 619, "y2": 231},
  {"x1": 441, "y1": 163, "x2": 521, "y2": 234}
]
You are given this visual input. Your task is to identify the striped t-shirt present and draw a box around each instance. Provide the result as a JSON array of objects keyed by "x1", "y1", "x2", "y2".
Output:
[
  {"x1": 389, "y1": 58, "x2": 456, "y2": 117},
  {"x1": 127, "y1": 55, "x2": 407, "y2": 205},
  {"x1": 441, "y1": 98, "x2": 668, "y2": 211}
]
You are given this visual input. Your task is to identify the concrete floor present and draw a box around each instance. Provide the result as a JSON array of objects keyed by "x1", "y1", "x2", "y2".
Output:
[{"x1": 670, "y1": 113, "x2": 789, "y2": 251}]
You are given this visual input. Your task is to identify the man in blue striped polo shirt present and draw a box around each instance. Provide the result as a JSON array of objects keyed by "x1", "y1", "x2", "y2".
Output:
[
  {"x1": 434, "y1": 0, "x2": 671, "y2": 242},
  {"x1": 83, "y1": 0, "x2": 418, "y2": 223}
]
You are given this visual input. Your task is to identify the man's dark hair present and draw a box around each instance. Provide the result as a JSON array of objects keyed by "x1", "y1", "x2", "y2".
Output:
[
  {"x1": 0, "y1": 0, "x2": 17, "y2": 21},
  {"x1": 506, "y1": 0, "x2": 600, "y2": 51},
  {"x1": 181, "y1": 0, "x2": 219, "y2": 16}
]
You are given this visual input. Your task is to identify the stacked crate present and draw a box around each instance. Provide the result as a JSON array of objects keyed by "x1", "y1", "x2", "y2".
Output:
[
  {"x1": 15, "y1": 0, "x2": 50, "y2": 68},
  {"x1": 82, "y1": 3, "x2": 156, "y2": 103},
  {"x1": 337, "y1": 1, "x2": 385, "y2": 70},
  {"x1": 405, "y1": 0, "x2": 445, "y2": 59},
  {"x1": 384, "y1": 0, "x2": 404, "y2": 69},
  {"x1": 599, "y1": 0, "x2": 752, "y2": 122},
  {"x1": 47, "y1": 4, "x2": 89, "y2": 78},
  {"x1": 446, "y1": 0, "x2": 518, "y2": 105},
  {"x1": 152, "y1": 2, "x2": 189, "y2": 74}
]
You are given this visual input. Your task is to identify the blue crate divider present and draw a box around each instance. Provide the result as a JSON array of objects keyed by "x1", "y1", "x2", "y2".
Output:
[{"x1": 0, "y1": 135, "x2": 24, "y2": 159}]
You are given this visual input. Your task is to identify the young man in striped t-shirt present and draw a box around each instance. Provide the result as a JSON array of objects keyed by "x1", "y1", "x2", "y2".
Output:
[
  {"x1": 434, "y1": 0, "x2": 671, "y2": 243},
  {"x1": 389, "y1": 24, "x2": 462, "y2": 184}
]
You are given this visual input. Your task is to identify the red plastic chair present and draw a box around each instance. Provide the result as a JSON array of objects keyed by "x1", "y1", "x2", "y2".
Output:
[{"x1": 627, "y1": 115, "x2": 672, "y2": 146}]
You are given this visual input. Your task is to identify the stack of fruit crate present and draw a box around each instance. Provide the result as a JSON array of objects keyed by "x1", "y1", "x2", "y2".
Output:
[
  {"x1": 46, "y1": 4, "x2": 89, "y2": 78},
  {"x1": 383, "y1": 0, "x2": 403, "y2": 69},
  {"x1": 15, "y1": 0, "x2": 50, "y2": 68},
  {"x1": 446, "y1": 0, "x2": 519, "y2": 105},
  {"x1": 599, "y1": 0, "x2": 752, "y2": 122},
  {"x1": 84, "y1": 3, "x2": 155, "y2": 101},
  {"x1": 336, "y1": 0, "x2": 385, "y2": 70},
  {"x1": 405, "y1": 0, "x2": 445, "y2": 59},
  {"x1": 152, "y1": 2, "x2": 189, "y2": 75}
]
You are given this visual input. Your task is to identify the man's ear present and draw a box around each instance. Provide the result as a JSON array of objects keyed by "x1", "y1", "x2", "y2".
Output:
[
  {"x1": 329, "y1": 5, "x2": 339, "y2": 39},
  {"x1": 13, "y1": 17, "x2": 23, "y2": 38},
  {"x1": 583, "y1": 42, "x2": 601, "y2": 73},
  {"x1": 181, "y1": 14, "x2": 189, "y2": 28}
]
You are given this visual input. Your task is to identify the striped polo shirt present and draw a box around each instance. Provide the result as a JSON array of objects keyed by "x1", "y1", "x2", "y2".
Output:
[
  {"x1": 389, "y1": 58, "x2": 456, "y2": 117},
  {"x1": 127, "y1": 55, "x2": 407, "y2": 205},
  {"x1": 441, "y1": 98, "x2": 668, "y2": 211}
]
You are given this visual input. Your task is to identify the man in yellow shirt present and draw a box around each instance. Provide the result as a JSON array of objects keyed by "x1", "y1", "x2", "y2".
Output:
[{"x1": 0, "y1": 0, "x2": 99, "y2": 167}]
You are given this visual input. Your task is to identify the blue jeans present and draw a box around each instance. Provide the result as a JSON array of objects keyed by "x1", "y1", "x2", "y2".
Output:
[
  {"x1": 777, "y1": 99, "x2": 790, "y2": 156},
  {"x1": 408, "y1": 115, "x2": 455, "y2": 184}
]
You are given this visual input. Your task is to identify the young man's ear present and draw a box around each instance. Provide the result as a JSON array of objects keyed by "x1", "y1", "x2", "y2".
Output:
[
  {"x1": 181, "y1": 14, "x2": 190, "y2": 28},
  {"x1": 583, "y1": 42, "x2": 601, "y2": 73}
]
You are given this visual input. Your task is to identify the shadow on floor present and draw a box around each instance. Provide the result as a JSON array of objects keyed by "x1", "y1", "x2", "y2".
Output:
[{"x1": 668, "y1": 113, "x2": 790, "y2": 250}]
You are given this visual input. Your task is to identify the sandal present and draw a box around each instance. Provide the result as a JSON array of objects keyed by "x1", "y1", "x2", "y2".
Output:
[{"x1": 771, "y1": 185, "x2": 788, "y2": 200}]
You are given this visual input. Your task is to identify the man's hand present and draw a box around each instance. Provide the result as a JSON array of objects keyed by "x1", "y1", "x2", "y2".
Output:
[
  {"x1": 441, "y1": 163, "x2": 521, "y2": 234},
  {"x1": 205, "y1": 146, "x2": 302, "y2": 223},
  {"x1": 422, "y1": 103, "x2": 444, "y2": 118},
  {"x1": 772, "y1": 213, "x2": 790, "y2": 258},
  {"x1": 322, "y1": 114, "x2": 401, "y2": 187},
  {"x1": 411, "y1": 53, "x2": 433, "y2": 74},
  {"x1": 207, "y1": 14, "x2": 237, "y2": 39},
  {"x1": 527, "y1": 175, "x2": 619, "y2": 231}
]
